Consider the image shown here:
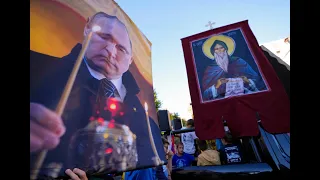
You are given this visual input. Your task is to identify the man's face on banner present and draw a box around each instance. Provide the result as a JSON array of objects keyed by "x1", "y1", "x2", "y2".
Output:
[
  {"x1": 85, "y1": 16, "x2": 133, "y2": 79},
  {"x1": 214, "y1": 43, "x2": 229, "y2": 72},
  {"x1": 214, "y1": 44, "x2": 225, "y2": 54}
]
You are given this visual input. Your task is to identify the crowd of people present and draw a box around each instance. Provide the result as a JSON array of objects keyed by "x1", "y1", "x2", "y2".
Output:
[
  {"x1": 168, "y1": 119, "x2": 244, "y2": 170},
  {"x1": 128, "y1": 119, "x2": 244, "y2": 180}
]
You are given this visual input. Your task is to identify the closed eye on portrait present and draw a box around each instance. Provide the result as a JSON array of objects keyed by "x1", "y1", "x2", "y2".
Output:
[
  {"x1": 116, "y1": 45, "x2": 128, "y2": 54},
  {"x1": 96, "y1": 32, "x2": 112, "y2": 41},
  {"x1": 214, "y1": 47, "x2": 224, "y2": 51}
]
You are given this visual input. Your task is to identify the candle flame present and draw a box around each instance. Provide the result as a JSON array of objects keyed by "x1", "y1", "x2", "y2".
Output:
[
  {"x1": 92, "y1": 25, "x2": 101, "y2": 32},
  {"x1": 144, "y1": 102, "x2": 148, "y2": 112}
]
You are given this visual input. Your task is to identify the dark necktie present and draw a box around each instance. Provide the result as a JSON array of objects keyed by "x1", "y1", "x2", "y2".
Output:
[{"x1": 100, "y1": 78, "x2": 117, "y2": 98}]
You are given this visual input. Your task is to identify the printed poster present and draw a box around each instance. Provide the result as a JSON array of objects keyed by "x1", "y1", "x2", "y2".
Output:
[{"x1": 30, "y1": 0, "x2": 165, "y2": 178}]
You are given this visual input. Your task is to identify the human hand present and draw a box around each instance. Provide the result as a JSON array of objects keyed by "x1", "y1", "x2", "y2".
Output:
[
  {"x1": 65, "y1": 168, "x2": 88, "y2": 180},
  {"x1": 30, "y1": 102, "x2": 65, "y2": 152},
  {"x1": 215, "y1": 78, "x2": 228, "y2": 88},
  {"x1": 240, "y1": 76, "x2": 250, "y2": 83}
]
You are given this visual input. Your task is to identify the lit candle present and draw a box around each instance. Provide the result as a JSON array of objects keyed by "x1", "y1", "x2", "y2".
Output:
[
  {"x1": 144, "y1": 102, "x2": 163, "y2": 166},
  {"x1": 56, "y1": 25, "x2": 101, "y2": 115},
  {"x1": 31, "y1": 25, "x2": 101, "y2": 180},
  {"x1": 92, "y1": 25, "x2": 101, "y2": 32}
]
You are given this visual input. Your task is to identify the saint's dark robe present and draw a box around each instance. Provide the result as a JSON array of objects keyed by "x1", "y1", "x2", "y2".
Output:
[{"x1": 202, "y1": 56, "x2": 267, "y2": 100}]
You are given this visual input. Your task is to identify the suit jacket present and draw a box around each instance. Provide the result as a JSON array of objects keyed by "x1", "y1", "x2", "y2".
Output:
[{"x1": 30, "y1": 44, "x2": 165, "y2": 178}]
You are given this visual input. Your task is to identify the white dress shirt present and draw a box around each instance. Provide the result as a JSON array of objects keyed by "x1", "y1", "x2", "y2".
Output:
[{"x1": 84, "y1": 60, "x2": 126, "y2": 102}]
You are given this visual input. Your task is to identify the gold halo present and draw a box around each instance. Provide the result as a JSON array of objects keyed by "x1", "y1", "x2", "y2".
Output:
[{"x1": 202, "y1": 35, "x2": 236, "y2": 60}]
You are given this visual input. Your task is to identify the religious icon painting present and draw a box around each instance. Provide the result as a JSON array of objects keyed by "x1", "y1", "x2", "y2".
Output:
[
  {"x1": 188, "y1": 26, "x2": 270, "y2": 103},
  {"x1": 181, "y1": 20, "x2": 289, "y2": 140}
]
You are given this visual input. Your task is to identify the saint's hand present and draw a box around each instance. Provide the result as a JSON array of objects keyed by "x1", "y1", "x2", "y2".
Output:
[
  {"x1": 240, "y1": 76, "x2": 250, "y2": 83},
  {"x1": 65, "y1": 168, "x2": 88, "y2": 180},
  {"x1": 30, "y1": 102, "x2": 66, "y2": 153},
  {"x1": 215, "y1": 78, "x2": 228, "y2": 89}
]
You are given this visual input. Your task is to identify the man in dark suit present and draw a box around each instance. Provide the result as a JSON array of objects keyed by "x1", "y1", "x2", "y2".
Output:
[{"x1": 30, "y1": 12, "x2": 165, "y2": 179}]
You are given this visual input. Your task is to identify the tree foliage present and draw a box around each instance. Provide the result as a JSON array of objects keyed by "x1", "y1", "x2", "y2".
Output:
[{"x1": 153, "y1": 89, "x2": 162, "y2": 112}]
